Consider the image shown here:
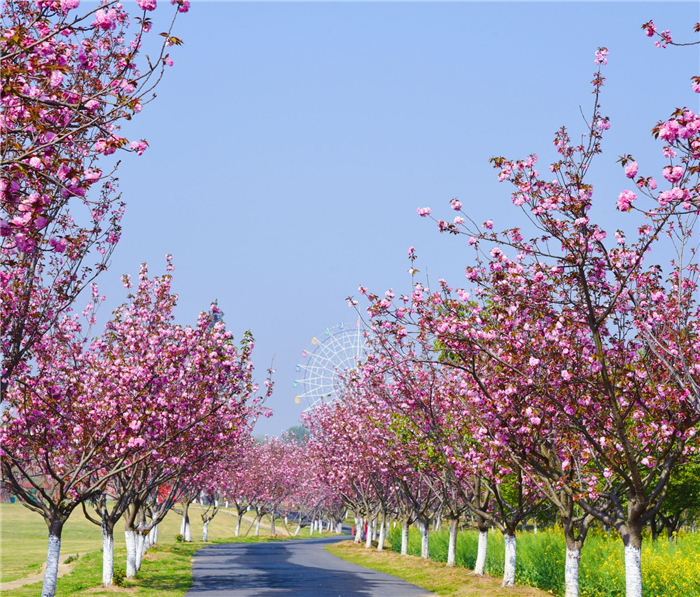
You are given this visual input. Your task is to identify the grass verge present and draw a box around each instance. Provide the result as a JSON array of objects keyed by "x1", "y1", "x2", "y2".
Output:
[{"x1": 326, "y1": 541, "x2": 550, "y2": 597}]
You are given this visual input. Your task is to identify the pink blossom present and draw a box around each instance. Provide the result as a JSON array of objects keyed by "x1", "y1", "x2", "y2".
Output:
[
  {"x1": 49, "y1": 237, "x2": 68, "y2": 253},
  {"x1": 60, "y1": 0, "x2": 80, "y2": 10},
  {"x1": 417, "y1": 207, "x2": 431, "y2": 217},
  {"x1": 658, "y1": 120, "x2": 680, "y2": 143},
  {"x1": 50, "y1": 70, "x2": 64, "y2": 88},
  {"x1": 136, "y1": 0, "x2": 157, "y2": 10},
  {"x1": 483, "y1": 220, "x2": 493, "y2": 230},
  {"x1": 624, "y1": 161, "x2": 638, "y2": 179},
  {"x1": 662, "y1": 166, "x2": 683, "y2": 183},
  {"x1": 93, "y1": 8, "x2": 117, "y2": 30},
  {"x1": 450, "y1": 199, "x2": 462, "y2": 211},
  {"x1": 616, "y1": 190, "x2": 637, "y2": 212}
]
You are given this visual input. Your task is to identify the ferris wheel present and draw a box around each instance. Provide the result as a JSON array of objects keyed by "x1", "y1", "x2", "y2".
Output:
[{"x1": 293, "y1": 321, "x2": 368, "y2": 411}]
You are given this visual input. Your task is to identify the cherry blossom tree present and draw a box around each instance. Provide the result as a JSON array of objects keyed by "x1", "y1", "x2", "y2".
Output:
[{"x1": 0, "y1": 0, "x2": 188, "y2": 401}]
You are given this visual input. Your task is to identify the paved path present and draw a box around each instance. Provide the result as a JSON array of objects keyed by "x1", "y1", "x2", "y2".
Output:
[{"x1": 185, "y1": 535, "x2": 432, "y2": 597}]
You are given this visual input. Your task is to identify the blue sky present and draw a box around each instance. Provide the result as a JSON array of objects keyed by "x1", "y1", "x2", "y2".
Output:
[{"x1": 99, "y1": 1, "x2": 699, "y2": 435}]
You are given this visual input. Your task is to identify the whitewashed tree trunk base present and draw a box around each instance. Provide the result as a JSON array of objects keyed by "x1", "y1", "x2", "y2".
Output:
[
  {"x1": 401, "y1": 521, "x2": 409, "y2": 556},
  {"x1": 564, "y1": 548, "x2": 581, "y2": 597},
  {"x1": 625, "y1": 545, "x2": 643, "y2": 597},
  {"x1": 420, "y1": 522, "x2": 430, "y2": 559},
  {"x1": 447, "y1": 520, "x2": 458, "y2": 567},
  {"x1": 125, "y1": 530, "x2": 137, "y2": 578},
  {"x1": 502, "y1": 533, "x2": 517, "y2": 587},
  {"x1": 41, "y1": 533, "x2": 62, "y2": 597},
  {"x1": 203, "y1": 520, "x2": 209, "y2": 542},
  {"x1": 102, "y1": 529, "x2": 114, "y2": 586},
  {"x1": 473, "y1": 530, "x2": 488, "y2": 575}
]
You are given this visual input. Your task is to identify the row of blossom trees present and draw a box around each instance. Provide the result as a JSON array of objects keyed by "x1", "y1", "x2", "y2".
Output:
[
  {"x1": 304, "y1": 23, "x2": 699, "y2": 597},
  {"x1": 0, "y1": 2, "x2": 278, "y2": 596}
]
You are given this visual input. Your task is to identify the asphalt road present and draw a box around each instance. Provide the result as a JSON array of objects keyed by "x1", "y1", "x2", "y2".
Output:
[{"x1": 185, "y1": 535, "x2": 433, "y2": 597}]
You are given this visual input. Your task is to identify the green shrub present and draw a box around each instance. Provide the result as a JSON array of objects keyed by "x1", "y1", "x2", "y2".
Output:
[{"x1": 113, "y1": 567, "x2": 126, "y2": 586}]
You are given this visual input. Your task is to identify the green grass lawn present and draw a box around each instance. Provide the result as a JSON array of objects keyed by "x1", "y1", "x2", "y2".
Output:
[{"x1": 0, "y1": 502, "x2": 287, "y2": 589}]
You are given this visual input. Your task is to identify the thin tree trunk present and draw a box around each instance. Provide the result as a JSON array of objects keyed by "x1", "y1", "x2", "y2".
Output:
[
  {"x1": 235, "y1": 515, "x2": 242, "y2": 537},
  {"x1": 447, "y1": 519, "x2": 458, "y2": 567},
  {"x1": 134, "y1": 532, "x2": 145, "y2": 571},
  {"x1": 502, "y1": 532, "x2": 517, "y2": 587},
  {"x1": 420, "y1": 520, "x2": 430, "y2": 559},
  {"x1": 365, "y1": 520, "x2": 373, "y2": 548},
  {"x1": 624, "y1": 545, "x2": 643, "y2": 597},
  {"x1": 377, "y1": 515, "x2": 386, "y2": 552},
  {"x1": 564, "y1": 547, "x2": 581, "y2": 597},
  {"x1": 125, "y1": 529, "x2": 137, "y2": 578},
  {"x1": 270, "y1": 514, "x2": 276, "y2": 536},
  {"x1": 401, "y1": 520, "x2": 409, "y2": 555},
  {"x1": 203, "y1": 520, "x2": 209, "y2": 542},
  {"x1": 254, "y1": 516, "x2": 261, "y2": 537},
  {"x1": 473, "y1": 530, "x2": 488, "y2": 575},
  {"x1": 102, "y1": 521, "x2": 114, "y2": 586},
  {"x1": 354, "y1": 519, "x2": 362, "y2": 543},
  {"x1": 41, "y1": 519, "x2": 64, "y2": 597}
]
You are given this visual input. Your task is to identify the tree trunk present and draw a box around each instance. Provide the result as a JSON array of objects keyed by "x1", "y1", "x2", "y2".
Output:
[
  {"x1": 401, "y1": 520, "x2": 409, "y2": 555},
  {"x1": 447, "y1": 519, "x2": 458, "y2": 567},
  {"x1": 125, "y1": 529, "x2": 137, "y2": 578},
  {"x1": 474, "y1": 529, "x2": 488, "y2": 575},
  {"x1": 564, "y1": 547, "x2": 581, "y2": 597},
  {"x1": 254, "y1": 516, "x2": 261, "y2": 537},
  {"x1": 420, "y1": 520, "x2": 430, "y2": 559},
  {"x1": 354, "y1": 519, "x2": 362, "y2": 543},
  {"x1": 235, "y1": 515, "x2": 242, "y2": 537},
  {"x1": 364, "y1": 520, "x2": 373, "y2": 548},
  {"x1": 624, "y1": 544, "x2": 643, "y2": 597},
  {"x1": 101, "y1": 521, "x2": 114, "y2": 586},
  {"x1": 294, "y1": 524, "x2": 301, "y2": 537},
  {"x1": 270, "y1": 514, "x2": 276, "y2": 536},
  {"x1": 502, "y1": 532, "x2": 517, "y2": 587},
  {"x1": 134, "y1": 532, "x2": 145, "y2": 572},
  {"x1": 377, "y1": 516, "x2": 386, "y2": 551},
  {"x1": 41, "y1": 518, "x2": 64, "y2": 597},
  {"x1": 203, "y1": 520, "x2": 209, "y2": 542}
]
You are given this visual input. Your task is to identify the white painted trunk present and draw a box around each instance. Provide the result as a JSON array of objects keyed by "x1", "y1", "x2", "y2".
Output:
[
  {"x1": 420, "y1": 522, "x2": 430, "y2": 559},
  {"x1": 447, "y1": 519, "x2": 458, "y2": 567},
  {"x1": 41, "y1": 533, "x2": 62, "y2": 597},
  {"x1": 180, "y1": 515, "x2": 186, "y2": 535},
  {"x1": 564, "y1": 548, "x2": 581, "y2": 597},
  {"x1": 125, "y1": 530, "x2": 137, "y2": 578},
  {"x1": 474, "y1": 530, "x2": 488, "y2": 575},
  {"x1": 401, "y1": 520, "x2": 409, "y2": 555},
  {"x1": 102, "y1": 527, "x2": 114, "y2": 586},
  {"x1": 294, "y1": 524, "x2": 301, "y2": 537},
  {"x1": 371, "y1": 518, "x2": 377, "y2": 542},
  {"x1": 203, "y1": 520, "x2": 209, "y2": 542},
  {"x1": 502, "y1": 533, "x2": 517, "y2": 587},
  {"x1": 285, "y1": 516, "x2": 288, "y2": 525},
  {"x1": 254, "y1": 517, "x2": 261, "y2": 537},
  {"x1": 365, "y1": 521, "x2": 373, "y2": 548},
  {"x1": 336, "y1": 522, "x2": 343, "y2": 534},
  {"x1": 377, "y1": 518, "x2": 386, "y2": 551},
  {"x1": 235, "y1": 517, "x2": 242, "y2": 537},
  {"x1": 143, "y1": 531, "x2": 151, "y2": 553},
  {"x1": 184, "y1": 520, "x2": 191, "y2": 542},
  {"x1": 134, "y1": 533, "x2": 145, "y2": 571},
  {"x1": 434, "y1": 514, "x2": 442, "y2": 531},
  {"x1": 624, "y1": 545, "x2": 643, "y2": 597},
  {"x1": 354, "y1": 520, "x2": 362, "y2": 543}
]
